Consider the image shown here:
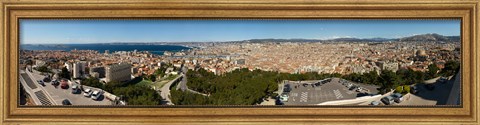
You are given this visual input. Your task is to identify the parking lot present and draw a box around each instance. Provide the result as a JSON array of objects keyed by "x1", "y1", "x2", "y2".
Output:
[
  {"x1": 27, "y1": 70, "x2": 111, "y2": 105},
  {"x1": 282, "y1": 78, "x2": 380, "y2": 105}
]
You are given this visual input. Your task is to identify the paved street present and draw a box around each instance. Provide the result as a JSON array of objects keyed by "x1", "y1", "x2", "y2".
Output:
[
  {"x1": 178, "y1": 67, "x2": 188, "y2": 91},
  {"x1": 177, "y1": 67, "x2": 209, "y2": 96},
  {"x1": 159, "y1": 74, "x2": 182, "y2": 105}
]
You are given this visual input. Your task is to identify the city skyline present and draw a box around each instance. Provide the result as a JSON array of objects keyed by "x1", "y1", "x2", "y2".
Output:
[{"x1": 20, "y1": 19, "x2": 460, "y2": 44}]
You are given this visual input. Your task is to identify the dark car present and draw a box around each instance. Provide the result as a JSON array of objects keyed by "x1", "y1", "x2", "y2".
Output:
[
  {"x1": 36, "y1": 80, "x2": 45, "y2": 86},
  {"x1": 356, "y1": 92, "x2": 370, "y2": 97},
  {"x1": 51, "y1": 80, "x2": 60, "y2": 87},
  {"x1": 438, "y1": 77, "x2": 448, "y2": 84},
  {"x1": 425, "y1": 84, "x2": 435, "y2": 91},
  {"x1": 410, "y1": 85, "x2": 419, "y2": 94},
  {"x1": 62, "y1": 99, "x2": 72, "y2": 105},
  {"x1": 391, "y1": 93, "x2": 404, "y2": 103},
  {"x1": 43, "y1": 77, "x2": 51, "y2": 82},
  {"x1": 283, "y1": 84, "x2": 291, "y2": 92},
  {"x1": 349, "y1": 86, "x2": 358, "y2": 91}
]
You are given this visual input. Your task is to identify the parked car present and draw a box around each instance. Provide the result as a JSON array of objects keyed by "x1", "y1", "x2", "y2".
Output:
[
  {"x1": 51, "y1": 80, "x2": 59, "y2": 87},
  {"x1": 302, "y1": 83, "x2": 308, "y2": 87},
  {"x1": 410, "y1": 85, "x2": 419, "y2": 94},
  {"x1": 356, "y1": 92, "x2": 371, "y2": 97},
  {"x1": 283, "y1": 84, "x2": 291, "y2": 92},
  {"x1": 71, "y1": 85, "x2": 80, "y2": 94},
  {"x1": 392, "y1": 93, "x2": 404, "y2": 103},
  {"x1": 62, "y1": 99, "x2": 72, "y2": 105},
  {"x1": 349, "y1": 86, "x2": 358, "y2": 91},
  {"x1": 370, "y1": 101, "x2": 380, "y2": 105},
  {"x1": 381, "y1": 96, "x2": 395, "y2": 105},
  {"x1": 36, "y1": 80, "x2": 45, "y2": 86},
  {"x1": 83, "y1": 89, "x2": 93, "y2": 97},
  {"x1": 279, "y1": 93, "x2": 289, "y2": 102},
  {"x1": 438, "y1": 77, "x2": 448, "y2": 84},
  {"x1": 355, "y1": 87, "x2": 363, "y2": 92},
  {"x1": 43, "y1": 77, "x2": 51, "y2": 82},
  {"x1": 91, "y1": 90, "x2": 103, "y2": 101},
  {"x1": 60, "y1": 79, "x2": 69, "y2": 89}
]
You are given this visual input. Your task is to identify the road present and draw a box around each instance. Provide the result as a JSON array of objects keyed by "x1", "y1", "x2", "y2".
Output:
[
  {"x1": 159, "y1": 74, "x2": 183, "y2": 105},
  {"x1": 177, "y1": 66, "x2": 208, "y2": 96},
  {"x1": 178, "y1": 67, "x2": 188, "y2": 91}
]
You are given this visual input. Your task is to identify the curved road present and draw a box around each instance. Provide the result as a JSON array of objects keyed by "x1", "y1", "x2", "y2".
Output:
[
  {"x1": 177, "y1": 67, "x2": 209, "y2": 96},
  {"x1": 159, "y1": 74, "x2": 182, "y2": 105}
]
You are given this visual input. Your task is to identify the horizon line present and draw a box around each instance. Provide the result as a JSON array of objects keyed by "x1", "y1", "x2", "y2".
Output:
[{"x1": 21, "y1": 33, "x2": 460, "y2": 45}]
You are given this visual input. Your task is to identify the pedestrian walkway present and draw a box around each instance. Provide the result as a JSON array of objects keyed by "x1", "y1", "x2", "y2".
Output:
[
  {"x1": 299, "y1": 92, "x2": 308, "y2": 102},
  {"x1": 34, "y1": 91, "x2": 52, "y2": 105},
  {"x1": 333, "y1": 89, "x2": 344, "y2": 99}
]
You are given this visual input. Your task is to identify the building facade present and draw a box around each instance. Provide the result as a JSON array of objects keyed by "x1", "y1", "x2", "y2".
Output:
[
  {"x1": 73, "y1": 61, "x2": 86, "y2": 79},
  {"x1": 90, "y1": 66, "x2": 106, "y2": 78},
  {"x1": 105, "y1": 63, "x2": 132, "y2": 83}
]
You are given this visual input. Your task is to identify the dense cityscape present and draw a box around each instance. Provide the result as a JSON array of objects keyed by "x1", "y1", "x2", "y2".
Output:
[{"x1": 19, "y1": 33, "x2": 461, "y2": 106}]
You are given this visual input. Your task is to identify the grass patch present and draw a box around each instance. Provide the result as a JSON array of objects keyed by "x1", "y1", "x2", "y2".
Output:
[
  {"x1": 164, "y1": 74, "x2": 179, "y2": 81},
  {"x1": 136, "y1": 80, "x2": 153, "y2": 87}
]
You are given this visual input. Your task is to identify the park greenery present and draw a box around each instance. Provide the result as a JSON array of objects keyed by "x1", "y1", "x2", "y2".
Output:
[
  {"x1": 171, "y1": 68, "x2": 343, "y2": 105},
  {"x1": 172, "y1": 68, "x2": 280, "y2": 105},
  {"x1": 171, "y1": 60, "x2": 460, "y2": 105},
  {"x1": 80, "y1": 75, "x2": 162, "y2": 105},
  {"x1": 35, "y1": 66, "x2": 53, "y2": 73}
]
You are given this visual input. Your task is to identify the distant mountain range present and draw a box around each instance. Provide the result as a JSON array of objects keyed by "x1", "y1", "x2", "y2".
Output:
[
  {"x1": 399, "y1": 33, "x2": 460, "y2": 42},
  {"x1": 237, "y1": 33, "x2": 459, "y2": 43}
]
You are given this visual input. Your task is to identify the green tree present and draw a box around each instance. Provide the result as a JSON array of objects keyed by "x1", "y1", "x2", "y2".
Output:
[
  {"x1": 397, "y1": 68, "x2": 424, "y2": 85},
  {"x1": 36, "y1": 66, "x2": 51, "y2": 73},
  {"x1": 155, "y1": 66, "x2": 168, "y2": 78},
  {"x1": 378, "y1": 70, "x2": 402, "y2": 93},
  {"x1": 59, "y1": 67, "x2": 71, "y2": 79},
  {"x1": 440, "y1": 60, "x2": 460, "y2": 76},
  {"x1": 112, "y1": 85, "x2": 161, "y2": 105},
  {"x1": 426, "y1": 64, "x2": 440, "y2": 79},
  {"x1": 81, "y1": 77, "x2": 104, "y2": 89}
]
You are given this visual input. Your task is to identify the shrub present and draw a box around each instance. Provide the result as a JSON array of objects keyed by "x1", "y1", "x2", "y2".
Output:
[
  {"x1": 395, "y1": 86, "x2": 403, "y2": 93},
  {"x1": 402, "y1": 85, "x2": 410, "y2": 94}
]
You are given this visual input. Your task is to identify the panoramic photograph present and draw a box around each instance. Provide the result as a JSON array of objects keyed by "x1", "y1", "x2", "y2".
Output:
[{"x1": 18, "y1": 19, "x2": 461, "y2": 106}]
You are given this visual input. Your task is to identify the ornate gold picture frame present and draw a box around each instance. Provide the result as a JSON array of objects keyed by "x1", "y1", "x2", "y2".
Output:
[{"x1": 1, "y1": 0, "x2": 479, "y2": 124}]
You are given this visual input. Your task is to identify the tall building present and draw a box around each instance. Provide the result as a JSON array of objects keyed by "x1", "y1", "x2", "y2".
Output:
[
  {"x1": 105, "y1": 63, "x2": 132, "y2": 83},
  {"x1": 73, "y1": 62, "x2": 86, "y2": 78},
  {"x1": 64, "y1": 62, "x2": 73, "y2": 72}
]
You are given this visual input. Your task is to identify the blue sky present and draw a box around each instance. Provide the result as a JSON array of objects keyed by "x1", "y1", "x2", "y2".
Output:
[{"x1": 20, "y1": 19, "x2": 460, "y2": 44}]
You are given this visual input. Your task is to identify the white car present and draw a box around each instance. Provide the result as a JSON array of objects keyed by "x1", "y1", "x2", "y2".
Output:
[
  {"x1": 83, "y1": 89, "x2": 92, "y2": 97},
  {"x1": 91, "y1": 90, "x2": 103, "y2": 101},
  {"x1": 279, "y1": 93, "x2": 289, "y2": 102}
]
